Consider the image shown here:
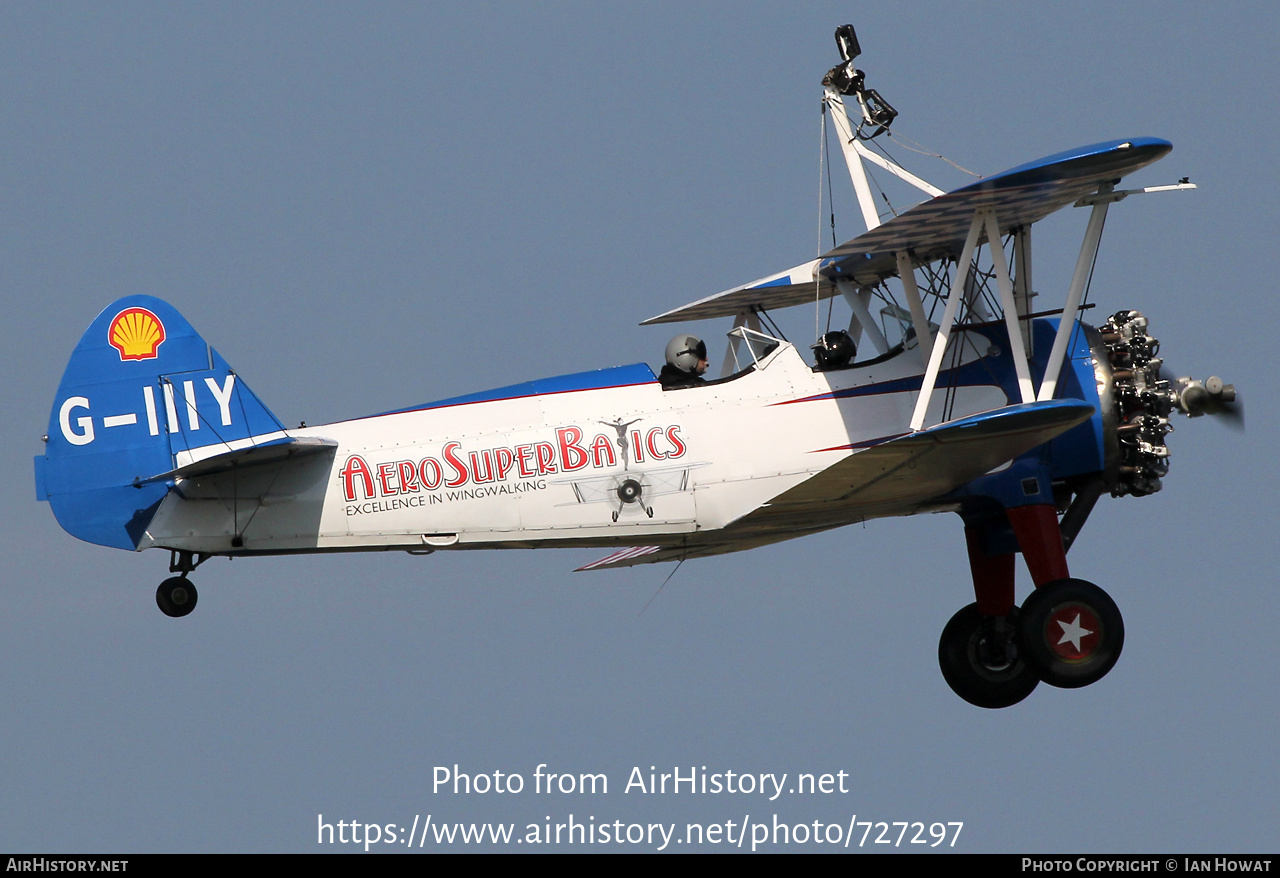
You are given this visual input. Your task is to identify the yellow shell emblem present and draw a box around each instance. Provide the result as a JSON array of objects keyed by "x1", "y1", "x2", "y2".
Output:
[{"x1": 108, "y1": 307, "x2": 166, "y2": 361}]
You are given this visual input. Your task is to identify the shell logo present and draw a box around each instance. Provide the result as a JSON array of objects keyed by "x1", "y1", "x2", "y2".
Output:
[{"x1": 107, "y1": 307, "x2": 166, "y2": 361}]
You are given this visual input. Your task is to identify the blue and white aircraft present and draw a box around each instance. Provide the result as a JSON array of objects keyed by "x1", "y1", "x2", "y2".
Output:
[{"x1": 35, "y1": 26, "x2": 1237, "y2": 707}]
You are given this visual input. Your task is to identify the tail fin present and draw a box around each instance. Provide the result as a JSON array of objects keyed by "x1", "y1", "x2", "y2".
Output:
[{"x1": 35, "y1": 296, "x2": 284, "y2": 550}]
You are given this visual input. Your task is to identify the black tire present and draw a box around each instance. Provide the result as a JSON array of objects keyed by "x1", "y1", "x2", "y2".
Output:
[
  {"x1": 1018, "y1": 578, "x2": 1123, "y2": 689},
  {"x1": 938, "y1": 603, "x2": 1039, "y2": 708},
  {"x1": 156, "y1": 577, "x2": 198, "y2": 618}
]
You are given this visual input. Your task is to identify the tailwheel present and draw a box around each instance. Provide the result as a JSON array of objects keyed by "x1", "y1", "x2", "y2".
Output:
[
  {"x1": 156, "y1": 576, "x2": 198, "y2": 618},
  {"x1": 1018, "y1": 578, "x2": 1123, "y2": 689},
  {"x1": 938, "y1": 604, "x2": 1039, "y2": 709}
]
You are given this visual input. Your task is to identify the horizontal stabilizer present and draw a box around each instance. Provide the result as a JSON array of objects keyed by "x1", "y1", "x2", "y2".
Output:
[{"x1": 137, "y1": 436, "x2": 337, "y2": 485}]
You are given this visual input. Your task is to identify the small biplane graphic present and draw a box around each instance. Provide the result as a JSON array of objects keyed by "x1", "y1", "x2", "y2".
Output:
[
  {"x1": 557, "y1": 461, "x2": 709, "y2": 522},
  {"x1": 35, "y1": 26, "x2": 1238, "y2": 708}
]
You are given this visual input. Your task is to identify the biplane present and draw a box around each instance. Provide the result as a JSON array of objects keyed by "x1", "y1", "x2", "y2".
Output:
[{"x1": 35, "y1": 26, "x2": 1237, "y2": 707}]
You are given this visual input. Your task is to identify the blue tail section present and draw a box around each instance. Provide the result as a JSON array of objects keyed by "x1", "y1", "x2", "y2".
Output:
[{"x1": 35, "y1": 296, "x2": 284, "y2": 550}]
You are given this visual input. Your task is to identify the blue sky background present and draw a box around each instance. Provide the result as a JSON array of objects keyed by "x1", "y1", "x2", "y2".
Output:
[{"x1": 2, "y1": 3, "x2": 1276, "y2": 853}]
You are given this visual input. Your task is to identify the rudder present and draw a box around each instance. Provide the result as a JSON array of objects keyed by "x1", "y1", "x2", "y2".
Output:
[{"x1": 36, "y1": 296, "x2": 284, "y2": 550}]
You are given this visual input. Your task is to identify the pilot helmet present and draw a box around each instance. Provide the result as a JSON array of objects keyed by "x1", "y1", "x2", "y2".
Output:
[
  {"x1": 665, "y1": 334, "x2": 708, "y2": 373},
  {"x1": 813, "y1": 330, "x2": 856, "y2": 370}
]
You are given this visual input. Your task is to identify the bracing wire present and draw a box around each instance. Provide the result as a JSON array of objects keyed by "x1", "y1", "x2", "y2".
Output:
[
  {"x1": 884, "y1": 129, "x2": 982, "y2": 178},
  {"x1": 640, "y1": 558, "x2": 684, "y2": 617},
  {"x1": 826, "y1": 124, "x2": 838, "y2": 250},
  {"x1": 862, "y1": 163, "x2": 897, "y2": 221},
  {"x1": 757, "y1": 307, "x2": 788, "y2": 341}
]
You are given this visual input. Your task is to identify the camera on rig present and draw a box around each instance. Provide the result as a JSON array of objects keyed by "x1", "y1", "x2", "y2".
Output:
[{"x1": 822, "y1": 24, "x2": 898, "y2": 139}]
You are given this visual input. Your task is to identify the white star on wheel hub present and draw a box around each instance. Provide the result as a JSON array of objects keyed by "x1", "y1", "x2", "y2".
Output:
[
  {"x1": 1056, "y1": 612, "x2": 1093, "y2": 652},
  {"x1": 1046, "y1": 604, "x2": 1101, "y2": 660}
]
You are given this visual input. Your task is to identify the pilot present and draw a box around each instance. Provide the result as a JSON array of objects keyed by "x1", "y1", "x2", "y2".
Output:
[{"x1": 660, "y1": 334, "x2": 709, "y2": 389}]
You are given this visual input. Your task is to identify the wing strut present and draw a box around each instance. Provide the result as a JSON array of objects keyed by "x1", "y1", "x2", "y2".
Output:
[
  {"x1": 909, "y1": 205, "x2": 1043, "y2": 431},
  {"x1": 1013, "y1": 226, "x2": 1034, "y2": 355},
  {"x1": 983, "y1": 211, "x2": 1036, "y2": 405},
  {"x1": 1037, "y1": 179, "x2": 1196, "y2": 399},
  {"x1": 822, "y1": 26, "x2": 943, "y2": 239},
  {"x1": 896, "y1": 251, "x2": 933, "y2": 367},
  {"x1": 824, "y1": 88, "x2": 882, "y2": 232},
  {"x1": 853, "y1": 139, "x2": 944, "y2": 197},
  {"x1": 910, "y1": 210, "x2": 984, "y2": 431},
  {"x1": 838, "y1": 280, "x2": 890, "y2": 355},
  {"x1": 718, "y1": 310, "x2": 761, "y2": 378},
  {"x1": 1038, "y1": 186, "x2": 1111, "y2": 401}
]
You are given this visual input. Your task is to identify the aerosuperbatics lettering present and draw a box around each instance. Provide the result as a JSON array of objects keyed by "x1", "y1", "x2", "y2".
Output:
[{"x1": 340, "y1": 424, "x2": 687, "y2": 513}]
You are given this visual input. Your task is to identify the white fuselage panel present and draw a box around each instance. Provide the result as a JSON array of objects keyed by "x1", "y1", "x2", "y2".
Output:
[{"x1": 140, "y1": 339, "x2": 1008, "y2": 554}]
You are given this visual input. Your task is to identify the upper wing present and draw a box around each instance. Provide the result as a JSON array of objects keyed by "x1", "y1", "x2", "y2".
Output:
[
  {"x1": 642, "y1": 138, "x2": 1171, "y2": 325},
  {"x1": 642, "y1": 258, "x2": 824, "y2": 325}
]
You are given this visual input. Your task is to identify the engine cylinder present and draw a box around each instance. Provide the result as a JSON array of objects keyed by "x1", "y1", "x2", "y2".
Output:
[{"x1": 1087, "y1": 310, "x2": 1173, "y2": 497}]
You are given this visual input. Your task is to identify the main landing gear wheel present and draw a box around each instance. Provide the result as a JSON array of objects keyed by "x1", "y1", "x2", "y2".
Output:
[
  {"x1": 1018, "y1": 578, "x2": 1123, "y2": 689},
  {"x1": 156, "y1": 577, "x2": 198, "y2": 618},
  {"x1": 938, "y1": 603, "x2": 1039, "y2": 709}
]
